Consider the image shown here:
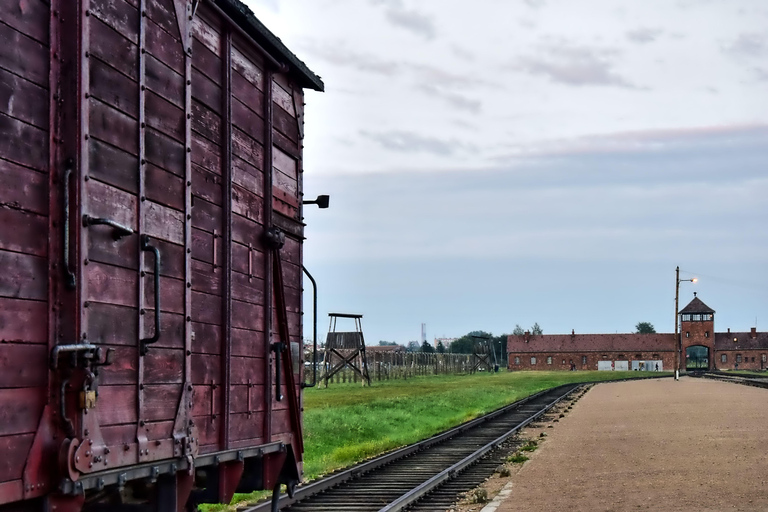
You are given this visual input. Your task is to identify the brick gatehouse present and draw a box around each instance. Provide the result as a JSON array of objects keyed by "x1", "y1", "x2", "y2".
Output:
[{"x1": 507, "y1": 295, "x2": 768, "y2": 372}]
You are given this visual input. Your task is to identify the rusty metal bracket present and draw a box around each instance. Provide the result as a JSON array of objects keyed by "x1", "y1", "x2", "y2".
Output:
[
  {"x1": 262, "y1": 227, "x2": 286, "y2": 251},
  {"x1": 82, "y1": 214, "x2": 134, "y2": 240},
  {"x1": 62, "y1": 159, "x2": 76, "y2": 289},
  {"x1": 140, "y1": 235, "x2": 161, "y2": 354}
]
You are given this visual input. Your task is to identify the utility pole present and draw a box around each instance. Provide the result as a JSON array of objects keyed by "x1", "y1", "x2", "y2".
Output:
[{"x1": 674, "y1": 266, "x2": 680, "y2": 381}]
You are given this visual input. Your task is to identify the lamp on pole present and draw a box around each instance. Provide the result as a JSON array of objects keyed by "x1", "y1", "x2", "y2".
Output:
[{"x1": 674, "y1": 266, "x2": 697, "y2": 380}]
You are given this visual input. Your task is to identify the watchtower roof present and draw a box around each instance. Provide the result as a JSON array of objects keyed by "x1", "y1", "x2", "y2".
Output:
[{"x1": 679, "y1": 295, "x2": 715, "y2": 315}]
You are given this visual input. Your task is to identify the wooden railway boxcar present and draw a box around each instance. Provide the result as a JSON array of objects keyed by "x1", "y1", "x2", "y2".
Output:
[{"x1": 0, "y1": 0, "x2": 323, "y2": 510}]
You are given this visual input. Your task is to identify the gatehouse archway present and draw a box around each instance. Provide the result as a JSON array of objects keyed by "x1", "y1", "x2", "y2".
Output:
[{"x1": 686, "y1": 345, "x2": 709, "y2": 371}]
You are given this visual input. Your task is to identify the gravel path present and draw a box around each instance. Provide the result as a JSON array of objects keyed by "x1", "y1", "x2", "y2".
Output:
[{"x1": 489, "y1": 377, "x2": 768, "y2": 512}]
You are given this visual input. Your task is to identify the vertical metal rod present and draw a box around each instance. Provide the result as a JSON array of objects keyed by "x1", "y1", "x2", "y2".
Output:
[
  {"x1": 222, "y1": 27, "x2": 233, "y2": 450},
  {"x1": 263, "y1": 68, "x2": 274, "y2": 440},
  {"x1": 301, "y1": 266, "x2": 318, "y2": 388}
]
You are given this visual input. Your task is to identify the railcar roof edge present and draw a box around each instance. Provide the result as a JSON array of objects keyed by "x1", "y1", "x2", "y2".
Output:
[{"x1": 213, "y1": 0, "x2": 325, "y2": 91}]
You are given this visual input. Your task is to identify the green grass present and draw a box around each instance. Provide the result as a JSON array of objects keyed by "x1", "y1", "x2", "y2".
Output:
[
  {"x1": 507, "y1": 453, "x2": 530, "y2": 464},
  {"x1": 208, "y1": 370, "x2": 669, "y2": 510}
]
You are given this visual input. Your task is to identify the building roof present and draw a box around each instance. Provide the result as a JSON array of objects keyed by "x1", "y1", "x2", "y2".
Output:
[
  {"x1": 679, "y1": 296, "x2": 715, "y2": 314},
  {"x1": 714, "y1": 331, "x2": 768, "y2": 350},
  {"x1": 216, "y1": 0, "x2": 324, "y2": 91},
  {"x1": 507, "y1": 333, "x2": 676, "y2": 354}
]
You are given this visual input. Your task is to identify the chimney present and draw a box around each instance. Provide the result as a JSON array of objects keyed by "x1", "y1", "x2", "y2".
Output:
[
  {"x1": 524, "y1": 331, "x2": 530, "y2": 343},
  {"x1": 727, "y1": 328, "x2": 730, "y2": 334},
  {"x1": 571, "y1": 329, "x2": 575, "y2": 340},
  {"x1": 751, "y1": 327, "x2": 757, "y2": 339}
]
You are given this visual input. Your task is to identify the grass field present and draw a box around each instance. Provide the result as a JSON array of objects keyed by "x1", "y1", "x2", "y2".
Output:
[{"x1": 204, "y1": 370, "x2": 669, "y2": 510}]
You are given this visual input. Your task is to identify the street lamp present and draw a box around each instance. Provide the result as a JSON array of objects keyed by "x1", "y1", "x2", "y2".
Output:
[{"x1": 674, "y1": 266, "x2": 697, "y2": 380}]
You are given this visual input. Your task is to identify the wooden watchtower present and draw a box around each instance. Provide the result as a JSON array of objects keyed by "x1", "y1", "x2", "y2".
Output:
[
  {"x1": 471, "y1": 335, "x2": 497, "y2": 373},
  {"x1": 319, "y1": 313, "x2": 372, "y2": 386}
]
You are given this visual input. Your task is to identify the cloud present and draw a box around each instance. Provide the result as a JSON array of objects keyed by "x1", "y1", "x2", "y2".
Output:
[
  {"x1": 369, "y1": 0, "x2": 436, "y2": 40},
  {"x1": 724, "y1": 33, "x2": 767, "y2": 57},
  {"x1": 417, "y1": 84, "x2": 481, "y2": 113},
  {"x1": 523, "y1": 0, "x2": 547, "y2": 9},
  {"x1": 515, "y1": 45, "x2": 636, "y2": 88},
  {"x1": 297, "y1": 41, "x2": 401, "y2": 75},
  {"x1": 626, "y1": 28, "x2": 663, "y2": 44},
  {"x1": 360, "y1": 130, "x2": 475, "y2": 155}
]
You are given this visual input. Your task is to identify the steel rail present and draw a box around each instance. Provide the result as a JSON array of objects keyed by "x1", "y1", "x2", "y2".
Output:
[
  {"x1": 695, "y1": 371, "x2": 768, "y2": 389},
  {"x1": 243, "y1": 384, "x2": 580, "y2": 512}
]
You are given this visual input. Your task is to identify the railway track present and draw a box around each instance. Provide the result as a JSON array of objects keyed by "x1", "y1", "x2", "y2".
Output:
[
  {"x1": 694, "y1": 371, "x2": 768, "y2": 389},
  {"x1": 241, "y1": 383, "x2": 584, "y2": 512}
]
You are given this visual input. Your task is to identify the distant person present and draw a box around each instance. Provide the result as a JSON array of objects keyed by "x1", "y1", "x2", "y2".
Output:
[{"x1": 655, "y1": 363, "x2": 659, "y2": 371}]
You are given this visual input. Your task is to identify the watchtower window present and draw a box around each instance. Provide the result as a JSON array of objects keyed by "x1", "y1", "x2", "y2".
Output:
[
  {"x1": 705, "y1": 331, "x2": 709, "y2": 338},
  {"x1": 686, "y1": 332, "x2": 690, "y2": 338},
  {"x1": 721, "y1": 354, "x2": 727, "y2": 363}
]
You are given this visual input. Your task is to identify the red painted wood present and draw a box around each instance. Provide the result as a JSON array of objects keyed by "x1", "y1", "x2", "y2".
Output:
[
  {"x1": 273, "y1": 129, "x2": 301, "y2": 160},
  {"x1": 89, "y1": 16, "x2": 139, "y2": 80},
  {"x1": 143, "y1": 384, "x2": 181, "y2": 421},
  {"x1": 89, "y1": 99, "x2": 139, "y2": 156},
  {"x1": 146, "y1": 18, "x2": 185, "y2": 75},
  {"x1": 146, "y1": 163, "x2": 185, "y2": 211},
  {"x1": 0, "y1": 67, "x2": 48, "y2": 130},
  {"x1": 0, "y1": 250, "x2": 46, "y2": 301},
  {"x1": 191, "y1": 68, "x2": 222, "y2": 114},
  {"x1": 192, "y1": 259, "x2": 222, "y2": 295},
  {"x1": 232, "y1": 214, "x2": 263, "y2": 246},
  {"x1": 232, "y1": 184, "x2": 264, "y2": 224},
  {"x1": 0, "y1": 208, "x2": 47, "y2": 257},
  {"x1": 84, "y1": 262, "x2": 138, "y2": 308},
  {"x1": 232, "y1": 98, "x2": 264, "y2": 139},
  {"x1": 228, "y1": 412, "x2": 265, "y2": 443},
  {"x1": 98, "y1": 345, "x2": 138, "y2": 386},
  {"x1": 0, "y1": 22, "x2": 48, "y2": 87},
  {"x1": 271, "y1": 82, "x2": 295, "y2": 118},
  {"x1": 0, "y1": 160, "x2": 47, "y2": 216},
  {"x1": 232, "y1": 127, "x2": 264, "y2": 168},
  {"x1": 146, "y1": 90, "x2": 185, "y2": 142},
  {"x1": 191, "y1": 197, "x2": 222, "y2": 234},
  {"x1": 84, "y1": 302, "x2": 137, "y2": 345},
  {"x1": 191, "y1": 15, "x2": 221, "y2": 56},
  {"x1": 231, "y1": 272, "x2": 264, "y2": 305},
  {"x1": 230, "y1": 384, "x2": 265, "y2": 413},
  {"x1": 87, "y1": 228, "x2": 138, "y2": 270},
  {"x1": 146, "y1": 55, "x2": 184, "y2": 108},
  {"x1": 144, "y1": 348, "x2": 184, "y2": 384},
  {"x1": 272, "y1": 103, "x2": 299, "y2": 143},
  {"x1": 147, "y1": 0, "x2": 181, "y2": 41},
  {"x1": 192, "y1": 100, "x2": 222, "y2": 145},
  {"x1": 231, "y1": 328, "x2": 265, "y2": 357},
  {"x1": 192, "y1": 35, "x2": 222, "y2": 82},
  {"x1": 0, "y1": 479, "x2": 23, "y2": 505},
  {"x1": 191, "y1": 291, "x2": 222, "y2": 325},
  {"x1": 0, "y1": 297, "x2": 46, "y2": 344},
  {"x1": 146, "y1": 127, "x2": 185, "y2": 176},
  {"x1": 231, "y1": 77, "x2": 264, "y2": 120},
  {"x1": 0, "y1": 344, "x2": 47, "y2": 388},
  {"x1": 89, "y1": 58, "x2": 139, "y2": 118},
  {"x1": 192, "y1": 131, "x2": 222, "y2": 175},
  {"x1": 0, "y1": 433, "x2": 34, "y2": 483},
  {"x1": 0, "y1": 387, "x2": 44, "y2": 436},
  {"x1": 232, "y1": 155, "x2": 262, "y2": 195},
  {"x1": 87, "y1": 178, "x2": 138, "y2": 231},
  {"x1": 96, "y1": 385, "x2": 137, "y2": 425},
  {"x1": 88, "y1": 138, "x2": 140, "y2": 195},
  {"x1": 90, "y1": 0, "x2": 140, "y2": 44},
  {"x1": 191, "y1": 321, "x2": 221, "y2": 354},
  {"x1": 141, "y1": 237, "x2": 185, "y2": 279},
  {"x1": 99, "y1": 423, "x2": 136, "y2": 446},
  {"x1": 143, "y1": 274, "x2": 185, "y2": 314},
  {"x1": 191, "y1": 227, "x2": 222, "y2": 266},
  {"x1": 0, "y1": 0, "x2": 49, "y2": 46},
  {"x1": 231, "y1": 241, "x2": 265, "y2": 276},
  {"x1": 0, "y1": 113, "x2": 48, "y2": 172},
  {"x1": 230, "y1": 46, "x2": 264, "y2": 91},
  {"x1": 192, "y1": 165, "x2": 223, "y2": 205},
  {"x1": 191, "y1": 354, "x2": 220, "y2": 385},
  {"x1": 230, "y1": 300, "x2": 264, "y2": 332},
  {"x1": 144, "y1": 199, "x2": 184, "y2": 244}
]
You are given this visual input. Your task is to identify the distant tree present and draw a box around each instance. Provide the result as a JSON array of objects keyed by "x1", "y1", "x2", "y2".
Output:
[
  {"x1": 530, "y1": 323, "x2": 543, "y2": 335},
  {"x1": 635, "y1": 322, "x2": 656, "y2": 334},
  {"x1": 421, "y1": 341, "x2": 435, "y2": 353},
  {"x1": 406, "y1": 341, "x2": 420, "y2": 352},
  {"x1": 378, "y1": 341, "x2": 398, "y2": 346},
  {"x1": 512, "y1": 324, "x2": 525, "y2": 336},
  {"x1": 436, "y1": 341, "x2": 446, "y2": 354}
]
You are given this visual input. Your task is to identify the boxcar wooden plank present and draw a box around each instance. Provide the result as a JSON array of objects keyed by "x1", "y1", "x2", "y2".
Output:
[
  {"x1": 97, "y1": 385, "x2": 137, "y2": 425},
  {"x1": 231, "y1": 242, "x2": 265, "y2": 277},
  {"x1": 144, "y1": 310, "x2": 185, "y2": 349},
  {"x1": 146, "y1": 0, "x2": 180, "y2": 42},
  {"x1": 231, "y1": 214, "x2": 262, "y2": 247},
  {"x1": 191, "y1": 197, "x2": 222, "y2": 234},
  {"x1": 98, "y1": 345, "x2": 138, "y2": 385},
  {"x1": 146, "y1": 163, "x2": 184, "y2": 211},
  {"x1": 99, "y1": 423, "x2": 135, "y2": 445},
  {"x1": 231, "y1": 272, "x2": 264, "y2": 305},
  {"x1": 0, "y1": 344, "x2": 46, "y2": 388},
  {"x1": 89, "y1": 99, "x2": 139, "y2": 156},
  {"x1": 146, "y1": 18, "x2": 184, "y2": 75},
  {"x1": 139, "y1": 237, "x2": 184, "y2": 279},
  {"x1": 89, "y1": 17, "x2": 138, "y2": 81},
  {"x1": 191, "y1": 100, "x2": 221, "y2": 145},
  {"x1": 87, "y1": 179, "x2": 137, "y2": 231},
  {"x1": 231, "y1": 300, "x2": 264, "y2": 332},
  {"x1": 231, "y1": 184, "x2": 263, "y2": 224},
  {"x1": 191, "y1": 16, "x2": 220, "y2": 56},
  {"x1": 191, "y1": 131, "x2": 221, "y2": 175},
  {"x1": 1, "y1": 0, "x2": 49, "y2": 45},
  {"x1": 0, "y1": 387, "x2": 44, "y2": 436},
  {"x1": 143, "y1": 384, "x2": 180, "y2": 422},
  {"x1": 0, "y1": 22, "x2": 48, "y2": 87},
  {"x1": 146, "y1": 55, "x2": 184, "y2": 108},
  {"x1": 232, "y1": 127, "x2": 263, "y2": 167},
  {"x1": 196, "y1": 419, "x2": 223, "y2": 452},
  {"x1": 88, "y1": 226, "x2": 139, "y2": 270},
  {"x1": 89, "y1": 58, "x2": 139, "y2": 118},
  {"x1": 0, "y1": 159, "x2": 46, "y2": 215},
  {"x1": 191, "y1": 321, "x2": 220, "y2": 355},
  {"x1": 191, "y1": 291, "x2": 221, "y2": 325},
  {"x1": 145, "y1": 128, "x2": 185, "y2": 176},
  {"x1": 232, "y1": 155, "x2": 262, "y2": 195},
  {"x1": 144, "y1": 348, "x2": 184, "y2": 384},
  {"x1": 146, "y1": 90, "x2": 184, "y2": 142},
  {"x1": 85, "y1": 262, "x2": 138, "y2": 307},
  {"x1": 90, "y1": 0, "x2": 139, "y2": 44},
  {"x1": 273, "y1": 103, "x2": 299, "y2": 144},
  {"x1": 229, "y1": 412, "x2": 264, "y2": 443},
  {"x1": 0, "y1": 250, "x2": 46, "y2": 301},
  {"x1": 145, "y1": 420, "x2": 174, "y2": 443},
  {"x1": 0, "y1": 297, "x2": 46, "y2": 344},
  {"x1": 0, "y1": 67, "x2": 47, "y2": 129},
  {"x1": 0, "y1": 112, "x2": 47, "y2": 172},
  {"x1": 232, "y1": 98, "x2": 264, "y2": 140},
  {"x1": 0, "y1": 433, "x2": 34, "y2": 483},
  {"x1": 0, "y1": 208, "x2": 47, "y2": 257},
  {"x1": 192, "y1": 164, "x2": 223, "y2": 205},
  {"x1": 230, "y1": 384, "x2": 265, "y2": 414},
  {"x1": 191, "y1": 354, "x2": 220, "y2": 385},
  {"x1": 192, "y1": 35, "x2": 221, "y2": 83},
  {"x1": 231, "y1": 46, "x2": 264, "y2": 91},
  {"x1": 271, "y1": 82, "x2": 295, "y2": 119},
  {"x1": 272, "y1": 129, "x2": 301, "y2": 160},
  {"x1": 143, "y1": 274, "x2": 185, "y2": 314},
  {"x1": 84, "y1": 302, "x2": 137, "y2": 346},
  {"x1": 190, "y1": 384, "x2": 214, "y2": 417},
  {"x1": 191, "y1": 68, "x2": 221, "y2": 114},
  {"x1": 231, "y1": 73, "x2": 264, "y2": 116},
  {"x1": 143, "y1": 199, "x2": 184, "y2": 244},
  {"x1": 272, "y1": 168, "x2": 297, "y2": 197},
  {"x1": 88, "y1": 138, "x2": 139, "y2": 195},
  {"x1": 191, "y1": 228, "x2": 221, "y2": 266},
  {"x1": 231, "y1": 327, "x2": 265, "y2": 358},
  {"x1": 191, "y1": 259, "x2": 222, "y2": 296}
]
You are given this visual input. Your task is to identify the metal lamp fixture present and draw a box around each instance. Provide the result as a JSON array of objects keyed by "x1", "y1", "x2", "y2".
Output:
[{"x1": 303, "y1": 195, "x2": 330, "y2": 208}]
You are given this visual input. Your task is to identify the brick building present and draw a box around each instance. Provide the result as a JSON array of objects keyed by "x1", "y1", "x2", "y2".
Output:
[{"x1": 507, "y1": 295, "x2": 768, "y2": 372}]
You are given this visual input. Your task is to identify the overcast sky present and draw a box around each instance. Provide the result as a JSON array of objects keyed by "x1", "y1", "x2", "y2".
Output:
[{"x1": 243, "y1": 0, "x2": 768, "y2": 344}]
